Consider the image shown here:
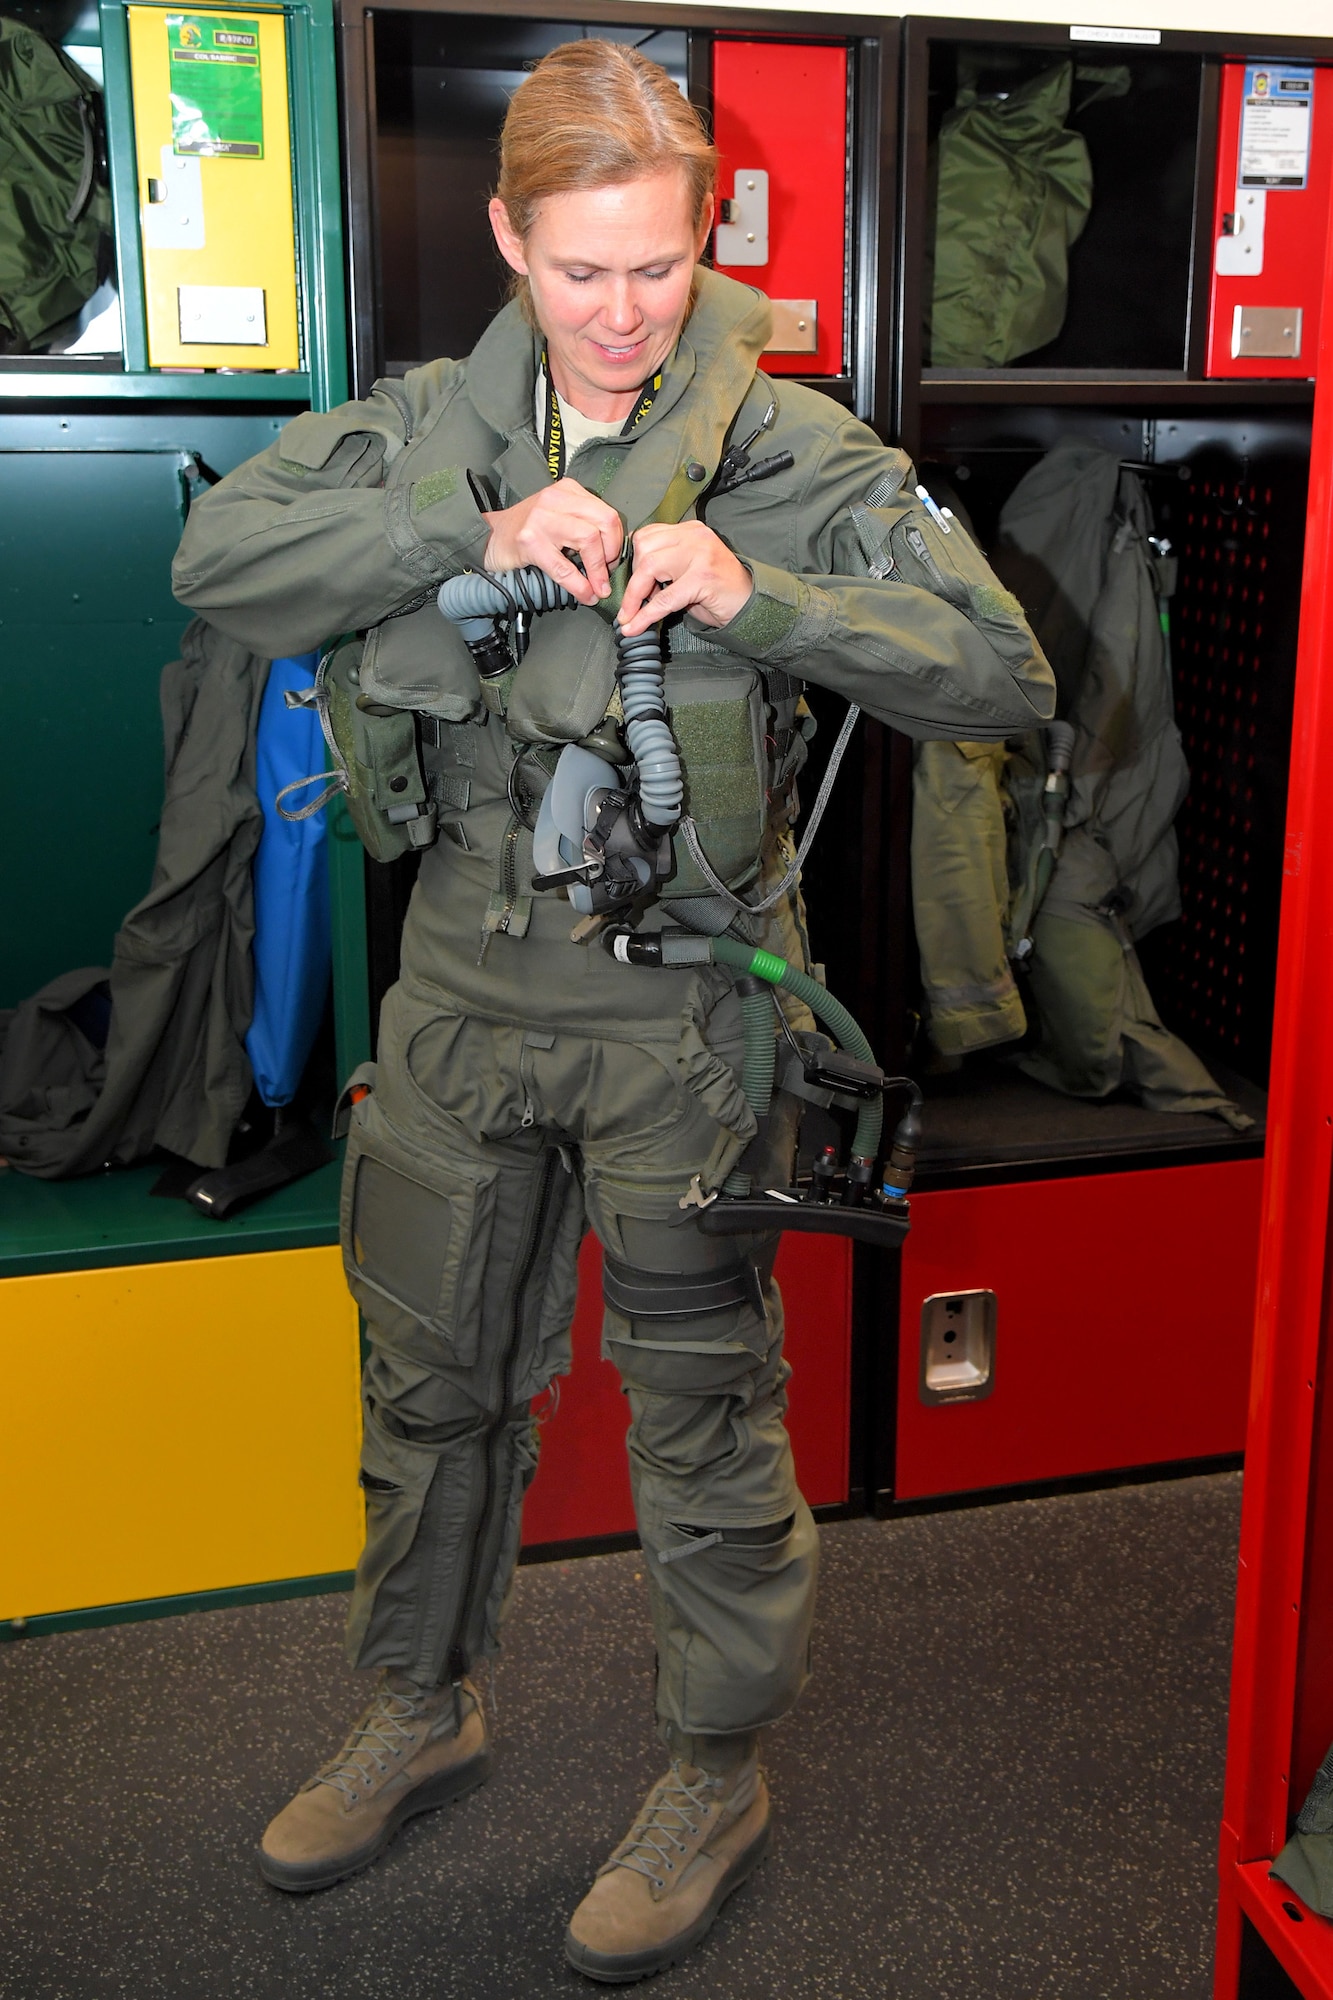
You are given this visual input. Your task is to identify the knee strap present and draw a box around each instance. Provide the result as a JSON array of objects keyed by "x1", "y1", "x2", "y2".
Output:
[{"x1": 602, "y1": 1253, "x2": 764, "y2": 1320}]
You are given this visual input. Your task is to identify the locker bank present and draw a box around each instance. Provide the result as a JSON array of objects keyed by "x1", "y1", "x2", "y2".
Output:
[{"x1": 1, "y1": 2, "x2": 1332, "y2": 1993}]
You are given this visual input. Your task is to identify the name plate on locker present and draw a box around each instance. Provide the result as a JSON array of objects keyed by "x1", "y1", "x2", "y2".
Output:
[
  {"x1": 767, "y1": 300, "x2": 818, "y2": 354},
  {"x1": 1231, "y1": 303, "x2": 1302, "y2": 357},
  {"x1": 178, "y1": 284, "x2": 267, "y2": 345}
]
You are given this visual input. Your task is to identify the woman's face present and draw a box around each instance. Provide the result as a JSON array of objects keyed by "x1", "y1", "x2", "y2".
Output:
[{"x1": 489, "y1": 168, "x2": 713, "y2": 419}]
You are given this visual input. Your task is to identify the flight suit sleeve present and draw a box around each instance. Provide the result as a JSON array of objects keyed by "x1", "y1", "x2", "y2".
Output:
[
  {"x1": 171, "y1": 368, "x2": 494, "y2": 658},
  {"x1": 696, "y1": 412, "x2": 1056, "y2": 742}
]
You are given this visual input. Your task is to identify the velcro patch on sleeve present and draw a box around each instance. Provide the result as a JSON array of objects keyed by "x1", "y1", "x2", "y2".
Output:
[
  {"x1": 726, "y1": 590, "x2": 800, "y2": 653},
  {"x1": 411, "y1": 467, "x2": 459, "y2": 514},
  {"x1": 971, "y1": 583, "x2": 1026, "y2": 622}
]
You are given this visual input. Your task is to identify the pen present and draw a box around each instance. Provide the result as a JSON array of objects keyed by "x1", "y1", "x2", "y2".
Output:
[{"x1": 914, "y1": 483, "x2": 953, "y2": 534}]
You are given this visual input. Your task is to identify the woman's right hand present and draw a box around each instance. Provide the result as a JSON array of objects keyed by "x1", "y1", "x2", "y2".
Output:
[{"x1": 482, "y1": 479, "x2": 624, "y2": 606}]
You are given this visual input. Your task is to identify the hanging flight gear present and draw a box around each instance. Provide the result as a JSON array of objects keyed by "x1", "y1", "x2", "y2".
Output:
[
  {"x1": 928, "y1": 57, "x2": 1129, "y2": 368},
  {"x1": 0, "y1": 16, "x2": 110, "y2": 352}
]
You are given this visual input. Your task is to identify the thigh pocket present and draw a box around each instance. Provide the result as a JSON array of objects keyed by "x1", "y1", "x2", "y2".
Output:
[{"x1": 341, "y1": 1097, "x2": 498, "y2": 1367}]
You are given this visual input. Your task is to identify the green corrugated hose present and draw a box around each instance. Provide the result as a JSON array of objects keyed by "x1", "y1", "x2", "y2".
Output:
[{"x1": 711, "y1": 938, "x2": 883, "y2": 1167}]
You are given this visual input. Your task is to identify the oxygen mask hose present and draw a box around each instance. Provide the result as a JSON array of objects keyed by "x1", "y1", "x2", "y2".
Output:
[
  {"x1": 438, "y1": 567, "x2": 575, "y2": 678},
  {"x1": 614, "y1": 617, "x2": 682, "y2": 833}
]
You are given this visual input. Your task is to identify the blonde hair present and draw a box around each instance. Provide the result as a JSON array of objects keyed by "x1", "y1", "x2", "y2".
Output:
[{"x1": 495, "y1": 41, "x2": 718, "y2": 318}]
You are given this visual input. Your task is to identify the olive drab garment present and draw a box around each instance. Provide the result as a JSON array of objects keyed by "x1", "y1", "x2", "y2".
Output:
[
  {"x1": 995, "y1": 443, "x2": 1250, "y2": 1127},
  {"x1": 173, "y1": 268, "x2": 1057, "y2": 979},
  {"x1": 927, "y1": 58, "x2": 1129, "y2": 369},
  {"x1": 910, "y1": 738, "x2": 1026, "y2": 1058},
  {"x1": 174, "y1": 270, "x2": 1055, "y2": 746}
]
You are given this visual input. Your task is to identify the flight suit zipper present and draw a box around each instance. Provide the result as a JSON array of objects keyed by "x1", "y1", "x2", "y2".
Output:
[
  {"x1": 479, "y1": 814, "x2": 523, "y2": 962},
  {"x1": 441, "y1": 1148, "x2": 560, "y2": 1697}
]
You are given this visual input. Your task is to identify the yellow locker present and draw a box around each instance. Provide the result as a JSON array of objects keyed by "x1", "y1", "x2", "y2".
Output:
[
  {"x1": 128, "y1": 5, "x2": 301, "y2": 369},
  {"x1": 0, "y1": 1247, "x2": 364, "y2": 1621}
]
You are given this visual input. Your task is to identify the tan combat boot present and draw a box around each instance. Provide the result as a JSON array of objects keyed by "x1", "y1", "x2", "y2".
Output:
[
  {"x1": 564, "y1": 1756, "x2": 770, "y2": 1982},
  {"x1": 257, "y1": 1671, "x2": 491, "y2": 1892}
]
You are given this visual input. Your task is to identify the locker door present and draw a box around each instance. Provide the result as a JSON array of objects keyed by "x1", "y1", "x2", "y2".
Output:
[
  {"x1": 1206, "y1": 62, "x2": 1332, "y2": 379},
  {"x1": 710, "y1": 39, "x2": 848, "y2": 377}
]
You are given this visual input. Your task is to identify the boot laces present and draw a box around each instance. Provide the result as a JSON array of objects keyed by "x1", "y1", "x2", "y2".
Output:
[
  {"x1": 612, "y1": 1764, "x2": 721, "y2": 1891},
  {"x1": 314, "y1": 1681, "x2": 432, "y2": 1801}
]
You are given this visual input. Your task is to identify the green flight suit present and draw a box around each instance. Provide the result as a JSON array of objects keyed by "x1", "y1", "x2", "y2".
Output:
[{"x1": 173, "y1": 269, "x2": 1054, "y2": 1756}]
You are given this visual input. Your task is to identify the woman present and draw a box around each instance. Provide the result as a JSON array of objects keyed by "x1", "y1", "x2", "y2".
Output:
[{"x1": 174, "y1": 40, "x2": 1052, "y2": 1983}]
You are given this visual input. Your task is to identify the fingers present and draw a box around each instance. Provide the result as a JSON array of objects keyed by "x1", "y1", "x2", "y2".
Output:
[
  {"x1": 616, "y1": 523, "x2": 753, "y2": 636},
  {"x1": 482, "y1": 481, "x2": 624, "y2": 605}
]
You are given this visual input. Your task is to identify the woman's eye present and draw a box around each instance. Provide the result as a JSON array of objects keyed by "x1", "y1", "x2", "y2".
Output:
[{"x1": 565, "y1": 271, "x2": 596, "y2": 285}]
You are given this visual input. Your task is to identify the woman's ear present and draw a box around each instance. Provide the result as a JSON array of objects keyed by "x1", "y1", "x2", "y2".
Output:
[
  {"x1": 489, "y1": 198, "x2": 528, "y2": 275},
  {"x1": 695, "y1": 191, "x2": 715, "y2": 258}
]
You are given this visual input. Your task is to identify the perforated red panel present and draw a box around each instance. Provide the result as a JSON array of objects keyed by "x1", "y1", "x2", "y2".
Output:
[{"x1": 1167, "y1": 474, "x2": 1273, "y2": 1064}]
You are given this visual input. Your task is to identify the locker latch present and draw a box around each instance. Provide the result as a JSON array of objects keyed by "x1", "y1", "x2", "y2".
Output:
[{"x1": 715, "y1": 169, "x2": 768, "y2": 265}]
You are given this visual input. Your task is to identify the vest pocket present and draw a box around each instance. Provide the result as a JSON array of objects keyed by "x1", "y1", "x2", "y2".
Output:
[
  {"x1": 341, "y1": 1096, "x2": 498, "y2": 1365},
  {"x1": 666, "y1": 662, "x2": 768, "y2": 895}
]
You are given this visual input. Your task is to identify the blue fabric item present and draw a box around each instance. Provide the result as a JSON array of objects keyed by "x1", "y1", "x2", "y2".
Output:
[{"x1": 245, "y1": 652, "x2": 331, "y2": 1107}]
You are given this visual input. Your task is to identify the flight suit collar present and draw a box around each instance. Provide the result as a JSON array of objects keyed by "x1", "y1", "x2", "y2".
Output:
[{"x1": 465, "y1": 269, "x2": 774, "y2": 525}]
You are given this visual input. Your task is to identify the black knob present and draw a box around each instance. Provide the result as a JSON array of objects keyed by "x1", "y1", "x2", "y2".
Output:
[{"x1": 389, "y1": 775, "x2": 408, "y2": 793}]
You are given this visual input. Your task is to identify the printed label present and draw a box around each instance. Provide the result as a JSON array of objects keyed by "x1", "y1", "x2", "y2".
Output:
[
  {"x1": 1239, "y1": 63, "x2": 1313, "y2": 190},
  {"x1": 168, "y1": 15, "x2": 263, "y2": 159}
]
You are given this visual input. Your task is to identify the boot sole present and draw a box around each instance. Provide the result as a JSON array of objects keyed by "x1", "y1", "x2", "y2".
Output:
[
  {"x1": 563, "y1": 1818, "x2": 771, "y2": 1985},
  {"x1": 256, "y1": 1745, "x2": 494, "y2": 1894}
]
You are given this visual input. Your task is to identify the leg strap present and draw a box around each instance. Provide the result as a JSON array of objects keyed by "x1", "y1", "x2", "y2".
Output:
[{"x1": 602, "y1": 1253, "x2": 764, "y2": 1321}]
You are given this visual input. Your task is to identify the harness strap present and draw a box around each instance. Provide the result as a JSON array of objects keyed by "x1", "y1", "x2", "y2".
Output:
[{"x1": 602, "y1": 1253, "x2": 763, "y2": 1321}]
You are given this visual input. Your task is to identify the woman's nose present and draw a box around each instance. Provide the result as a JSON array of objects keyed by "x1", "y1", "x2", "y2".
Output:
[{"x1": 600, "y1": 283, "x2": 642, "y2": 335}]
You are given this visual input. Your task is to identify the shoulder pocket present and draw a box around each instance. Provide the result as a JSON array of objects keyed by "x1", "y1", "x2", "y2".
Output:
[
  {"x1": 888, "y1": 504, "x2": 1040, "y2": 670},
  {"x1": 278, "y1": 399, "x2": 407, "y2": 482}
]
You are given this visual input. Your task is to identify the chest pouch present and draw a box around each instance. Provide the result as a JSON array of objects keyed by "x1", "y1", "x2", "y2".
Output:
[{"x1": 279, "y1": 640, "x2": 438, "y2": 864}]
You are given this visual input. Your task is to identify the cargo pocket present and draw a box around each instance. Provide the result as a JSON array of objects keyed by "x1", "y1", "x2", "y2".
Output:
[{"x1": 341, "y1": 1095, "x2": 498, "y2": 1366}]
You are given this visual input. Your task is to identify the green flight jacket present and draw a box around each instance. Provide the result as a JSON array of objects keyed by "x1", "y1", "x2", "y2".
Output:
[
  {"x1": 174, "y1": 269, "x2": 1053, "y2": 744},
  {"x1": 173, "y1": 270, "x2": 1054, "y2": 1014}
]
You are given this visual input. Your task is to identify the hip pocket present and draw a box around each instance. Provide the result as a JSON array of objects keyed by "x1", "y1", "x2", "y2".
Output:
[{"x1": 341, "y1": 1093, "x2": 498, "y2": 1366}]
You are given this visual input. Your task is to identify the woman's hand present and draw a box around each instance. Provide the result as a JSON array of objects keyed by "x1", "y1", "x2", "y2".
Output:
[
  {"x1": 482, "y1": 479, "x2": 625, "y2": 606},
  {"x1": 616, "y1": 521, "x2": 753, "y2": 637}
]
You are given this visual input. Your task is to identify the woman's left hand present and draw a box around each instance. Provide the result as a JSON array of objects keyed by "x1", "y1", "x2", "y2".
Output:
[{"x1": 616, "y1": 521, "x2": 753, "y2": 637}]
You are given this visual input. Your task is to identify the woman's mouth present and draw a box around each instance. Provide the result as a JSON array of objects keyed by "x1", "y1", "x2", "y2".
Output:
[{"x1": 589, "y1": 335, "x2": 649, "y2": 365}]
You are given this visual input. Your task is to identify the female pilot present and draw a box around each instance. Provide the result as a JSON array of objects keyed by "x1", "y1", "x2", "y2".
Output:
[{"x1": 173, "y1": 38, "x2": 1052, "y2": 1983}]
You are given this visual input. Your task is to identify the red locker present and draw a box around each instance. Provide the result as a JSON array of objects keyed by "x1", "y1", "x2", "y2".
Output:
[
  {"x1": 523, "y1": 1232, "x2": 853, "y2": 1547},
  {"x1": 896, "y1": 1162, "x2": 1263, "y2": 1503},
  {"x1": 1206, "y1": 61, "x2": 1332, "y2": 379},
  {"x1": 710, "y1": 39, "x2": 848, "y2": 377}
]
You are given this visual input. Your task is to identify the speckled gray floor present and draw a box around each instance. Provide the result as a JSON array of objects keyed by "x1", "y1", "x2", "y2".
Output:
[{"x1": 1, "y1": 1474, "x2": 1240, "y2": 2000}]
